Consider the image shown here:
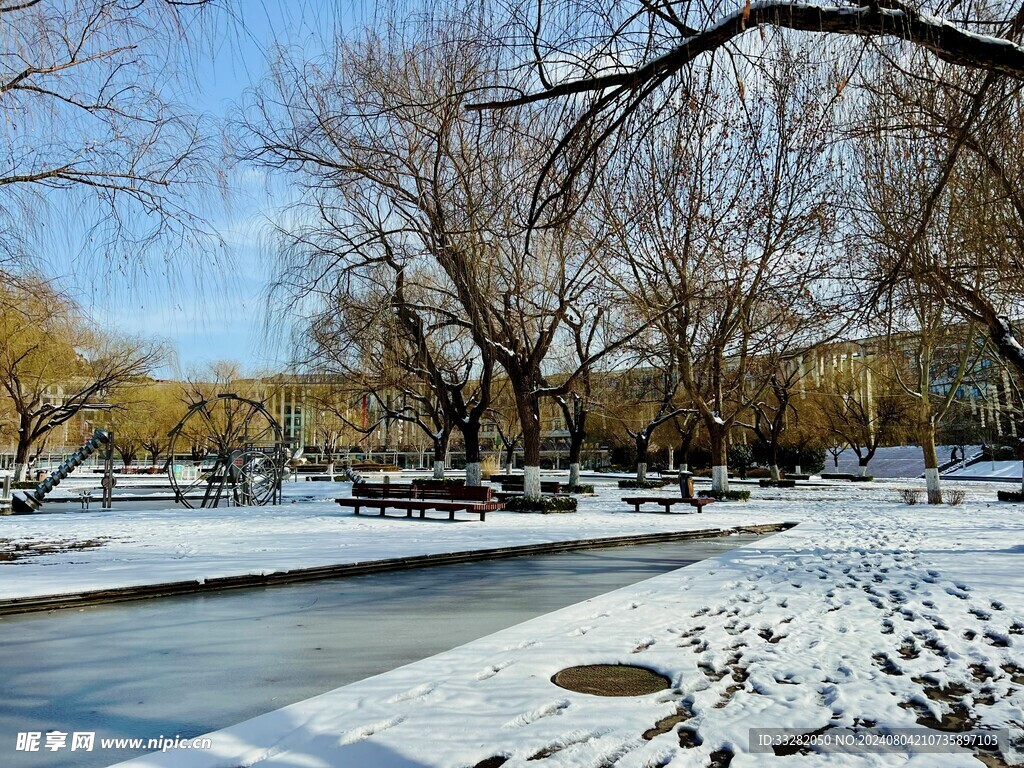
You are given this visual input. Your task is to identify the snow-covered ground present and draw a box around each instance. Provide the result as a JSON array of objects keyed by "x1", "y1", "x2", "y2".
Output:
[
  {"x1": 948, "y1": 460, "x2": 1024, "y2": 481},
  {"x1": 0, "y1": 480, "x2": 775, "y2": 602},
  {"x1": 5, "y1": 479, "x2": 1023, "y2": 766},
  {"x1": 828, "y1": 445, "x2": 981, "y2": 479}
]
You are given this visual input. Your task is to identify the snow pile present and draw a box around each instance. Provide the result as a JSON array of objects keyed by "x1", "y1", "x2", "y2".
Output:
[{"x1": 111, "y1": 482, "x2": 1024, "y2": 767}]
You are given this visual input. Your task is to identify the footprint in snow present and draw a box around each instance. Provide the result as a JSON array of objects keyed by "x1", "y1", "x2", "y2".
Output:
[
  {"x1": 568, "y1": 626, "x2": 592, "y2": 637},
  {"x1": 503, "y1": 699, "x2": 570, "y2": 728},
  {"x1": 503, "y1": 639, "x2": 539, "y2": 651},
  {"x1": 337, "y1": 716, "x2": 406, "y2": 745},
  {"x1": 476, "y1": 661, "x2": 514, "y2": 680},
  {"x1": 969, "y1": 608, "x2": 992, "y2": 622},
  {"x1": 386, "y1": 683, "x2": 437, "y2": 704}
]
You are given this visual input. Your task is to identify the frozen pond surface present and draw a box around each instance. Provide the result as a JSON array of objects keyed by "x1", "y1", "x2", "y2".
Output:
[{"x1": 0, "y1": 534, "x2": 761, "y2": 768}]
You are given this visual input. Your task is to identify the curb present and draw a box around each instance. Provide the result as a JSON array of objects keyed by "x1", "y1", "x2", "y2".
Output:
[{"x1": 0, "y1": 522, "x2": 795, "y2": 616}]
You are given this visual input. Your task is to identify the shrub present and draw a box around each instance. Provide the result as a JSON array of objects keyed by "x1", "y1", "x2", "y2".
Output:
[
  {"x1": 898, "y1": 488, "x2": 923, "y2": 505},
  {"x1": 997, "y1": 490, "x2": 1024, "y2": 502},
  {"x1": 11, "y1": 481, "x2": 37, "y2": 490},
  {"x1": 480, "y1": 456, "x2": 500, "y2": 479},
  {"x1": 699, "y1": 489, "x2": 750, "y2": 502},
  {"x1": 617, "y1": 479, "x2": 671, "y2": 489},
  {"x1": 821, "y1": 473, "x2": 874, "y2": 482},
  {"x1": 564, "y1": 484, "x2": 595, "y2": 494},
  {"x1": 946, "y1": 489, "x2": 967, "y2": 506},
  {"x1": 759, "y1": 479, "x2": 796, "y2": 488},
  {"x1": 505, "y1": 495, "x2": 578, "y2": 513}
]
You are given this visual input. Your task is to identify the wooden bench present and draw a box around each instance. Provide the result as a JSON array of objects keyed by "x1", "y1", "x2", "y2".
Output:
[
  {"x1": 351, "y1": 482, "x2": 417, "y2": 499},
  {"x1": 621, "y1": 496, "x2": 716, "y2": 513},
  {"x1": 338, "y1": 483, "x2": 502, "y2": 521}
]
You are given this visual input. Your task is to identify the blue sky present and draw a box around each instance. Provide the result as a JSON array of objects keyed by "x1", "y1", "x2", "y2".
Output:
[{"x1": 40, "y1": 1, "x2": 356, "y2": 379}]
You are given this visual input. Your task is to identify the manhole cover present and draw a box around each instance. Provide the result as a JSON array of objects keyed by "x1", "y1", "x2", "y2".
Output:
[{"x1": 551, "y1": 664, "x2": 670, "y2": 696}]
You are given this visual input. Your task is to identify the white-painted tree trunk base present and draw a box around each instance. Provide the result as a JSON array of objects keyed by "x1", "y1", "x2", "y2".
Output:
[
  {"x1": 680, "y1": 463, "x2": 688, "y2": 473},
  {"x1": 667, "y1": 448, "x2": 674, "y2": 472},
  {"x1": 433, "y1": 461, "x2": 445, "y2": 480},
  {"x1": 523, "y1": 465, "x2": 541, "y2": 500},
  {"x1": 712, "y1": 465, "x2": 729, "y2": 493},
  {"x1": 858, "y1": 464, "x2": 870, "y2": 477},
  {"x1": 13, "y1": 463, "x2": 25, "y2": 483},
  {"x1": 795, "y1": 465, "x2": 802, "y2": 475},
  {"x1": 770, "y1": 465, "x2": 781, "y2": 481},
  {"x1": 326, "y1": 463, "x2": 335, "y2": 477},
  {"x1": 637, "y1": 462, "x2": 647, "y2": 482},
  {"x1": 465, "y1": 462, "x2": 482, "y2": 487},
  {"x1": 925, "y1": 467, "x2": 942, "y2": 504},
  {"x1": 568, "y1": 462, "x2": 580, "y2": 488}
]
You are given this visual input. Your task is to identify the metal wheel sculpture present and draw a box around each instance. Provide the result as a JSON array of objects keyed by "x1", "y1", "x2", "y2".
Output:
[{"x1": 167, "y1": 394, "x2": 286, "y2": 508}]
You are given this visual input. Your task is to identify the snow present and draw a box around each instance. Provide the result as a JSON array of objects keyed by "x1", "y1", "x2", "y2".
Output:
[
  {"x1": 948, "y1": 460, "x2": 1023, "y2": 480},
  {"x1": 828, "y1": 445, "x2": 980, "y2": 479},
  {"x1": 0, "y1": 479, "x2": 772, "y2": 602},
  {"x1": 110, "y1": 479, "x2": 1024, "y2": 767},
  {"x1": 6, "y1": 478, "x2": 1023, "y2": 766}
]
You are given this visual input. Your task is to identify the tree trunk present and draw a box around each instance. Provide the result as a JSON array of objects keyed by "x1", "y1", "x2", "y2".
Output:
[
  {"x1": 770, "y1": 464, "x2": 781, "y2": 481},
  {"x1": 514, "y1": 383, "x2": 543, "y2": 501},
  {"x1": 635, "y1": 434, "x2": 649, "y2": 481},
  {"x1": 14, "y1": 435, "x2": 31, "y2": 482},
  {"x1": 504, "y1": 443, "x2": 516, "y2": 474},
  {"x1": 858, "y1": 457, "x2": 870, "y2": 477},
  {"x1": 567, "y1": 423, "x2": 584, "y2": 489},
  {"x1": 432, "y1": 435, "x2": 448, "y2": 480},
  {"x1": 709, "y1": 426, "x2": 729, "y2": 493},
  {"x1": 461, "y1": 421, "x2": 482, "y2": 486},
  {"x1": 921, "y1": 424, "x2": 942, "y2": 504}
]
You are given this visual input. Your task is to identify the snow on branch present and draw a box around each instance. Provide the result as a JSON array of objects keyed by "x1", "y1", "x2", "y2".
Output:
[{"x1": 468, "y1": 2, "x2": 1024, "y2": 111}]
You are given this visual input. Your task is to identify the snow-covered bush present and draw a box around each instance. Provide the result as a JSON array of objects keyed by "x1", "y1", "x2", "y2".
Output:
[
  {"x1": 946, "y1": 489, "x2": 967, "y2": 506},
  {"x1": 898, "y1": 488, "x2": 924, "y2": 505}
]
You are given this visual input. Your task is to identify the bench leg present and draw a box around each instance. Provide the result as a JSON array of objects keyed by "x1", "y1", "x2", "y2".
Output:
[
  {"x1": 633, "y1": 504, "x2": 641, "y2": 513},
  {"x1": 449, "y1": 510, "x2": 456, "y2": 521},
  {"x1": 353, "y1": 506, "x2": 360, "y2": 516}
]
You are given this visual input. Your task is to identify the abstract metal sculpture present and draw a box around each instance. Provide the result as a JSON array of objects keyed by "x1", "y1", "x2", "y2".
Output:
[
  {"x1": 11, "y1": 429, "x2": 111, "y2": 514},
  {"x1": 167, "y1": 394, "x2": 286, "y2": 508}
]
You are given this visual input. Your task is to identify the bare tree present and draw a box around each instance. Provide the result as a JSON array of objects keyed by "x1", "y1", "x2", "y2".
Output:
[
  {"x1": 818, "y1": 349, "x2": 913, "y2": 478},
  {"x1": 742, "y1": 364, "x2": 805, "y2": 481},
  {"x1": 242, "y1": 17, "x2": 636, "y2": 500},
  {"x1": 599, "y1": 338, "x2": 686, "y2": 481},
  {"x1": 1, "y1": 0, "x2": 223, "y2": 268},
  {"x1": 468, "y1": 0, "x2": 1024, "y2": 227},
  {"x1": 600, "y1": 50, "x2": 850, "y2": 492}
]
